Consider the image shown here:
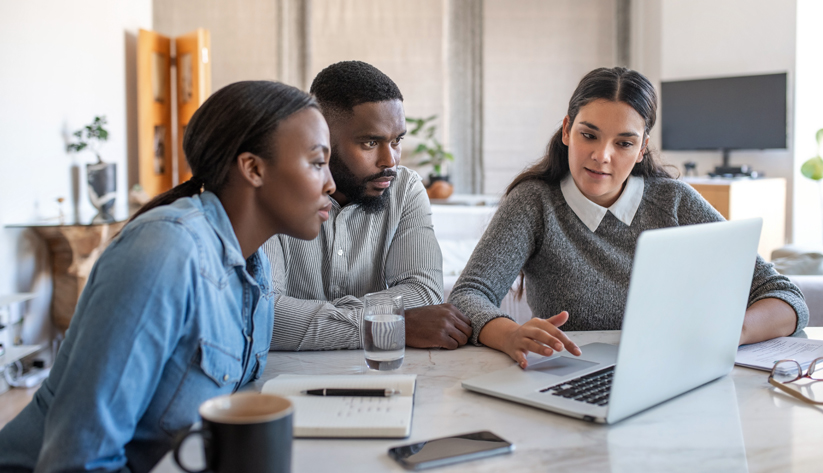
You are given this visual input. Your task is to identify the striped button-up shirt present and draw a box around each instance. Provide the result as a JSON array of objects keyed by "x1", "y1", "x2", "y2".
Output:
[{"x1": 263, "y1": 166, "x2": 444, "y2": 351}]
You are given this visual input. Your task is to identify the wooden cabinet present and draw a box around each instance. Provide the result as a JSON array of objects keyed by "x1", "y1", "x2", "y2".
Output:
[{"x1": 684, "y1": 177, "x2": 786, "y2": 261}]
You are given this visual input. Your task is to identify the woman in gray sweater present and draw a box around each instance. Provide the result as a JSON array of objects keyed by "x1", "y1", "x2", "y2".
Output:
[{"x1": 447, "y1": 67, "x2": 808, "y2": 368}]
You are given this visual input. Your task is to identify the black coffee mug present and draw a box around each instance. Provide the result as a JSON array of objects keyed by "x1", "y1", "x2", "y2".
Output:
[{"x1": 174, "y1": 392, "x2": 293, "y2": 473}]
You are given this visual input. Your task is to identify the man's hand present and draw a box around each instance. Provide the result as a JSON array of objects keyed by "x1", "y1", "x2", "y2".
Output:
[{"x1": 404, "y1": 304, "x2": 472, "y2": 349}]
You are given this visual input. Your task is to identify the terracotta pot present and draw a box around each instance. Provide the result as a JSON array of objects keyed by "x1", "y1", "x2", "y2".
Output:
[{"x1": 426, "y1": 175, "x2": 454, "y2": 199}]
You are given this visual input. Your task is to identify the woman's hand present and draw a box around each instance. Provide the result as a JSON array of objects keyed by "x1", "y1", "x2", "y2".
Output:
[{"x1": 479, "y1": 312, "x2": 582, "y2": 369}]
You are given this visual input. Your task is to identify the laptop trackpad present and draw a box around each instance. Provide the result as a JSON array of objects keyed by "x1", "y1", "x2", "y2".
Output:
[{"x1": 525, "y1": 356, "x2": 599, "y2": 377}]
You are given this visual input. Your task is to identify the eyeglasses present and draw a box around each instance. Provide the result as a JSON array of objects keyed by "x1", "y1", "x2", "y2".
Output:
[{"x1": 768, "y1": 357, "x2": 823, "y2": 405}]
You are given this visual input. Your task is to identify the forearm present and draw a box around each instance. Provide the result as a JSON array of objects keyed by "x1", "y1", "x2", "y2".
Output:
[
  {"x1": 739, "y1": 298, "x2": 798, "y2": 345},
  {"x1": 746, "y1": 256, "x2": 809, "y2": 333},
  {"x1": 271, "y1": 295, "x2": 363, "y2": 351},
  {"x1": 478, "y1": 317, "x2": 521, "y2": 351},
  {"x1": 382, "y1": 279, "x2": 443, "y2": 307}
]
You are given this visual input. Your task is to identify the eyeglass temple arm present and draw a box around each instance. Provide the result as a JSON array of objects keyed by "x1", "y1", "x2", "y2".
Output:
[{"x1": 768, "y1": 377, "x2": 823, "y2": 405}]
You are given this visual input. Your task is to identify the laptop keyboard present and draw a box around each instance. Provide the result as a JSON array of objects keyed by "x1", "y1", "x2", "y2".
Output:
[{"x1": 539, "y1": 366, "x2": 614, "y2": 406}]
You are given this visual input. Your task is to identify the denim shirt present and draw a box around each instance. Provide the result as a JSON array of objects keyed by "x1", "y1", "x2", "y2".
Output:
[{"x1": 0, "y1": 192, "x2": 275, "y2": 473}]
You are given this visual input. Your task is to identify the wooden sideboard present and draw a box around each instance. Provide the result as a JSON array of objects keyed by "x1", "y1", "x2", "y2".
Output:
[{"x1": 684, "y1": 177, "x2": 786, "y2": 261}]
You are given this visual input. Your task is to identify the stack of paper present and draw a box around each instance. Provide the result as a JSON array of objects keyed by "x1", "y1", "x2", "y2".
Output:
[{"x1": 735, "y1": 337, "x2": 823, "y2": 372}]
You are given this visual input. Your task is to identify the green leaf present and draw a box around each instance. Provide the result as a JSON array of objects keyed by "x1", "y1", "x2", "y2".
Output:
[
  {"x1": 801, "y1": 155, "x2": 823, "y2": 181},
  {"x1": 816, "y1": 128, "x2": 823, "y2": 147},
  {"x1": 407, "y1": 117, "x2": 425, "y2": 135},
  {"x1": 414, "y1": 143, "x2": 427, "y2": 153},
  {"x1": 66, "y1": 142, "x2": 87, "y2": 153}
]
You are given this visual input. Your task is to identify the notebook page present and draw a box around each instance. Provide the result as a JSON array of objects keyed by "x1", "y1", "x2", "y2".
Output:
[{"x1": 262, "y1": 374, "x2": 416, "y2": 438}]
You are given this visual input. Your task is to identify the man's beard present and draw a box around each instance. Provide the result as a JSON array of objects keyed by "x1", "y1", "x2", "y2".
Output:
[{"x1": 329, "y1": 147, "x2": 396, "y2": 214}]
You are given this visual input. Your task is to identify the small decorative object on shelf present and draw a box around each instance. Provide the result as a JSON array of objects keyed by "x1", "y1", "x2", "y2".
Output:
[
  {"x1": 405, "y1": 115, "x2": 455, "y2": 200},
  {"x1": 66, "y1": 116, "x2": 117, "y2": 223}
]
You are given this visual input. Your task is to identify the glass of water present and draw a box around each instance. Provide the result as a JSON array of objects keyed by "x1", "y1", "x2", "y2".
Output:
[{"x1": 362, "y1": 293, "x2": 405, "y2": 371}]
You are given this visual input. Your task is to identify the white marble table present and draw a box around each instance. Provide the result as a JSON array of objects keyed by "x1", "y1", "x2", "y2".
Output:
[{"x1": 155, "y1": 329, "x2": 823, "y2": 473}]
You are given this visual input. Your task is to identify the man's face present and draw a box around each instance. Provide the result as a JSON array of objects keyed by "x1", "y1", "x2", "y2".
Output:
[{"x1": 327, "y1": 99, "x2": 405, "y2": 213}]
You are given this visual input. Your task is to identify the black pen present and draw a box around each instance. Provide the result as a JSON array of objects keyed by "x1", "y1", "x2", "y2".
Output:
[{"x1": 302, "y1": 388, "x2": 399, "y2": 397}]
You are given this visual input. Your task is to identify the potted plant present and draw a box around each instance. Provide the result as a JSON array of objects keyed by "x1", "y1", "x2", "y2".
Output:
[
  {"x1": 405, "y1": 115, "x2": 455, "y2": 199},
  {"x1": 66, "y1": 116, "x2": 117, "y2": 222},
  {"x1": 800, "y1": 128, "x2": 823, "y2": 239},
  {"x1": 800, "y1": 128, "x2": 823, "y2": 181}
]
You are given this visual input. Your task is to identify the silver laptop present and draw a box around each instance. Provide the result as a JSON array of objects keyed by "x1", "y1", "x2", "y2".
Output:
[{"x1": 462, "y1": 218, "x2": 762, "y2": 424}]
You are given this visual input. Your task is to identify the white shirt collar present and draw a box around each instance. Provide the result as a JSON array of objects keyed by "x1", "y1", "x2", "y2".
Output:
[{"x1": 560, "y1": 174, "x2": 644, "y2": 232}]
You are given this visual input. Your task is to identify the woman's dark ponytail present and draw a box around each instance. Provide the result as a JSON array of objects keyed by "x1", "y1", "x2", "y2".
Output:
[
  {"x1": 129, "y1": 177, "x2": 204, "y2": 222},
  {"x1": 506, "y1": 128, "x2": 568, "y2": 195}
]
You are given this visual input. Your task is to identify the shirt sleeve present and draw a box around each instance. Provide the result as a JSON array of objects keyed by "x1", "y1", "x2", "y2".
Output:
[
  {"x1": 448, "y1": 183, "x2": 546, "y2": 345},
  {"x1": 673, "y1": 182, "x2": 809, "y2": 334},
  {"x1": 34, "y1": 220, "x2": 196, "y2": 472},
  {"x1": 267, "y1": 177, "x2": 444, "y2": 351}
]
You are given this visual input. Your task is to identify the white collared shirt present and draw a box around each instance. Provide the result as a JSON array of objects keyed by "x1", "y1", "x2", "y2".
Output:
[{"x1": 560, "y1": 174, "x2": 645, "y2": 232}]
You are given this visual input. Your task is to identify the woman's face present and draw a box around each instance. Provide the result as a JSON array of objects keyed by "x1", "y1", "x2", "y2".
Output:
[
  {"x1": 260, "y1": 107, "x2": 336, "y2": 240},
  {"x1": 562, "y1": 99, "x2": 649, "y2": 207}
]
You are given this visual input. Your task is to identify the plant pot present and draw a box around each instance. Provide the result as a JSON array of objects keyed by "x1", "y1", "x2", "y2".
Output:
[
  {"x1": 87, "y1": 162, "x2": 116, "y2": 222},
  {"x1": 426, "y1": 174, "x2": 454, "y2": 200}
]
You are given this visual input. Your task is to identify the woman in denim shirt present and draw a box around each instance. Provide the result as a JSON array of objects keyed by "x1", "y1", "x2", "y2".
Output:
[{"x1": 0, "y1": 81, "x2": 336, "y2": 472}]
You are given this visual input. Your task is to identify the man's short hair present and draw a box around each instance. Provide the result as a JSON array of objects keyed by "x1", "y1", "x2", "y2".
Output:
[{"x1": 309, "y1": 61, "x2": 403, "y2": 117}]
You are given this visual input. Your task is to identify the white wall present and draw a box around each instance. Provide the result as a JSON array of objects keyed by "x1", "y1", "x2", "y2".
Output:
[
  {"x1": 0, "y1": 1, "x2": 152, "y2": 343},
  {"x1": 656, "y1": 0, "x2": 798, "y2": 243},
  {"x1": 310, "y1": 0, "x2": 445, "y2": 138},
  {"x1": 792, "y1": 0, "x2": 823, "y2": 247},
  {"x1": 483, "y1": 0, "x2": 617, "y2": 195},
  {"x1": 153, "y1": 0, "x2": 279, "y2": 92},
  {"x1": 629, "y1": 0, "x2": 662, "y2": 148}
]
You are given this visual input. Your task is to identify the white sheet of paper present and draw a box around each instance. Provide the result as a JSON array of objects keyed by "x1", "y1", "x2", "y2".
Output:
[{"x1": 735, "y1": 337, "x2": 823, "y2": 371}]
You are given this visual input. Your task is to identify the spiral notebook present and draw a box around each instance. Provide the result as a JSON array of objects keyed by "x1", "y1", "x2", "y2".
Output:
[{"x1": 262, "y1": 374, "x2": 417, "y2": 438}]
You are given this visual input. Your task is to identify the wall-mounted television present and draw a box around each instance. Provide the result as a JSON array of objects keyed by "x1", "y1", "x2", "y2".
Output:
[{"x1": 660, "y1": 73, "x2": 787, "y2": 175}]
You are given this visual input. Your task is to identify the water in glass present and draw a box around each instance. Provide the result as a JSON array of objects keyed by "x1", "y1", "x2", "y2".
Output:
[
  {"x1": 363, "y1": 314, "x2": 405, "y2": 370},
  {"x1": 362, "y1": 293, "x2": 405, "y2": 371}
]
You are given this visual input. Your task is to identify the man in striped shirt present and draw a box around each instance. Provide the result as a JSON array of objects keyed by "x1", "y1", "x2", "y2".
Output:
[{"x1": 263, "y1": 61, "x2": 472, "y2": 351}]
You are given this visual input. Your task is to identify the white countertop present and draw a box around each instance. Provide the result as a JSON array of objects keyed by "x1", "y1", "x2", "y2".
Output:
[{"x1": 154, "y1": 329, "x2": 823, "y2": 473}]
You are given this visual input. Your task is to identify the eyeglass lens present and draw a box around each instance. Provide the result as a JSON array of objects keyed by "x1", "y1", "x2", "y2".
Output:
[
  {"x1": 772, "y1": 360, "x2": 802, "y2": 383},
  {"x1": 810, "y1": 358, "x2": 823, "y2": 381}
]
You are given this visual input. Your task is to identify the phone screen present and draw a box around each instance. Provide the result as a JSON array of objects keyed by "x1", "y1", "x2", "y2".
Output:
[{"x1": 388, "y1": 431, "x2": 513, "y2": 470}]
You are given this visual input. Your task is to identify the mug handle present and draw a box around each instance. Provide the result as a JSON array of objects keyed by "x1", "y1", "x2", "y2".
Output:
[{"x1": 173, "y1": 428, "x2": 211, "y2": 473}]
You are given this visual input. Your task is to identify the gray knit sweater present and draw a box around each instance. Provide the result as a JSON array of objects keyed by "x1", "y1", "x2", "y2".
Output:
[{"x1": 447, "y1": 177, "x2": 809, "y2": 345}]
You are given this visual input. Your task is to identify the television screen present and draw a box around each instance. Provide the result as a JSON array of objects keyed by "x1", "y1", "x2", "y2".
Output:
[{"x1": 661, "y1": 73, "x2": 787, "y2": 151}]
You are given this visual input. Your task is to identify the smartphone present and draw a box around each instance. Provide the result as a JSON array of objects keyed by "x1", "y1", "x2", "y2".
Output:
[{"x1": 387, "y1": 430, "x2": 514, "y2": 470}]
